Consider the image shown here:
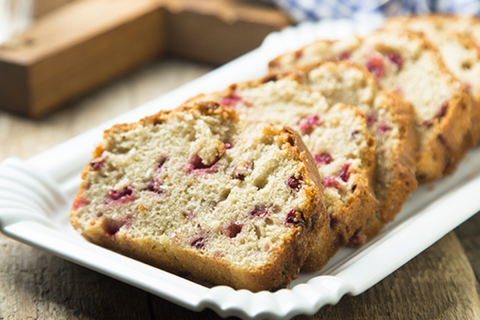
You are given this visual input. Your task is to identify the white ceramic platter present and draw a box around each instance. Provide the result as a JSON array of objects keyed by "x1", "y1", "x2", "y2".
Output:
[{"x1": 2, "y1": 18, "x2": 480, "y2": 320}]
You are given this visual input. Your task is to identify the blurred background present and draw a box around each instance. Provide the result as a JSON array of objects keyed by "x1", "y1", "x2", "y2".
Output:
[
  {"x1": 1, "y1": 0, "x2": 478, "y2": 118},
  {"x1": 2, "y1": 1, "x2": 480, "y2": 320},
  {"x1": 0, "y1": 0, "x2": 291, "y2": 118}
]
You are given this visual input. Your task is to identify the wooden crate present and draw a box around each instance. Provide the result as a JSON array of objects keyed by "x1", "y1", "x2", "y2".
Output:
[{"x1": 0, "y1": 0, "x2": 291, "y2": 117}]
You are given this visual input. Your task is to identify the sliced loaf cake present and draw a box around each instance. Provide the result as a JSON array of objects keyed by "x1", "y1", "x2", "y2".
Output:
[
  {"x1": 184, "y1": 75, "x2": 379, "y2": 271},
  {"x1": 70, "y1": 104, "x2": 329, "y2": 291},
  {"x1": 296, "y1": 61, "x2": 418, "y2": 242},
  {"x1": 269, "y1": 30, "x2": 472, "y2": 183},
  {"x1": 384, "y1": 15, "x2": 480, "y2": 157}
]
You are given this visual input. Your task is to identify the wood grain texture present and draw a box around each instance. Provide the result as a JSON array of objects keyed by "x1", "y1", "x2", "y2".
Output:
[
  {"x1": 301, "y1": 232, "x2": 480, "y2": 320},
  {"x1": 0, "y1": 0, "x2": 166, "y2": 117},
  {"x1": 0, "y1": 0, "x2": 290, "y2": 117},
  {"x1": 455, "y1": 212, "x2": 480, "y2": 294},
  {"x1": 0, "y1": 58, "x2": 479, "y2": 319}
]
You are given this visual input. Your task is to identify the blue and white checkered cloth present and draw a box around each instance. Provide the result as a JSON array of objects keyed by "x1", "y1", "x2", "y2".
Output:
[{"x1": 265, "y1": 0, "x2": 480, "y2": 22}]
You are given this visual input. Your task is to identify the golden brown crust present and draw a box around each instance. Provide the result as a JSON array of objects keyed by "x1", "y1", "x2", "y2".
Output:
[
  {"x1": 416, "y1": 81, "x2": 472, "y2": 183},
  {"x1": 284, "y1": 126, "x2": 342, "y2": 272},
  {"x1": 70, "y1": 104, "x2": 328, "y2": 292},
  {"x1": 452, "y1": 33, "x2": 480, "y2": 147},
  {"x1": 348, "y1": 90, "x2": 419, "y2": 242},
  {"x1": 378, "y1": 90, "x2": 418, "y2": 222}
]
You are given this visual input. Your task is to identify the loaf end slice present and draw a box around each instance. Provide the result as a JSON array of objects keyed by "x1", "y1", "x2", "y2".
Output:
[{"x1": 70, "y1": 104, "x2": 328, "y2": 292}]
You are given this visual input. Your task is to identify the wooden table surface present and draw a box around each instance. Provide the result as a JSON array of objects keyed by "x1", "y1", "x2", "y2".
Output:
[{"x1": 1, "y1": 58, "x2": 480, "y2": 320}]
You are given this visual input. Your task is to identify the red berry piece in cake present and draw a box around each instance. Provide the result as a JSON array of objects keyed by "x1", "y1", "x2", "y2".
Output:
[
  {"x1": 224, "y1": 143, "x2": 233, "y2": 149},
  {"x1": 192, "y1": 154, "x2": 211, "y2": 170},
  {"x1": 219, "y1": 93, "x2": 252, "y2": 107},
  {"x1": 377, "y1": 121, "x2": 392, "y2": 135},
  {"x1": 183, "y1": 154, "x2": 220, "y2": 175},
  {"x1": 249, "y1": 204, "x2": 271, "y2": 218},
  {"x1": 190, "y1": 236, "x2": 207, "y2": 249},
  {"x1": 287, "y1": 175, "x2": 302, "y2": 190},
  {"x1": 338, "y1": 163, "x2": 351, "y2": 182},
  {"x1": 365, "y1": 55, "x2": 384, "y2": 80},
  {"x1": 285, "y1": 209, "x2": 297, "y2": 225},
  {"x1": 146, "y1": 178, "x2": 164, "y2": 195},
  {"x1": 366, "y1": 112, "x2": 377, "y2": 126},
  {"x1": 219, "y1": 94, "x2": 242, "y2": 106},
  {"x1": 72, "y1": 197, "x2": 87, "y2": 209},
  {"x1": 108, "y1": 186, "x2": 134, "y2": 203},
  {"x1": 297, "y1": 114, "x2": 321, "y2": 134},
  {"x1": 314, "y1": 152, "x2": 332, "y2": 165},
  {"x1": 322, "y1": 176, "x2": 339, "y2": 189},
  {"x1": 338, "y1": 51, "x2": 351, "y2": 60},
  {"x1": 387, "y1": 52, "x2": 404, "y2": 69},
  {"x1": 437, "y1": 102, "x2": 448, "y2": 118},
  {"x1": 284, "y1": 209, "x2": 305, "y2": 227},
  {"x1": 90, "y1": 155, "x2": 108, "y2": 170},
  {"x1": 222, "y1": 223, "x2": 243, "y2": 239}
]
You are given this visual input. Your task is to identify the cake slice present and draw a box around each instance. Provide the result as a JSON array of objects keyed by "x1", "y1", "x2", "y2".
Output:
[
  {"x1": 183, "y1": 75, "x2": 379, "y2": 271},
  {"x1": 384, "y1": 14, "x2": 480, "y2": 159},
  {"x1": 269, "y1": 30, "x2": 472, "y2": 183},
  {"x1": 296, "y1": 61, "x2": 418, "y2": 242},
  {"x1": 70, "y1": 104, "x2": 329, "y2": 292}
]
